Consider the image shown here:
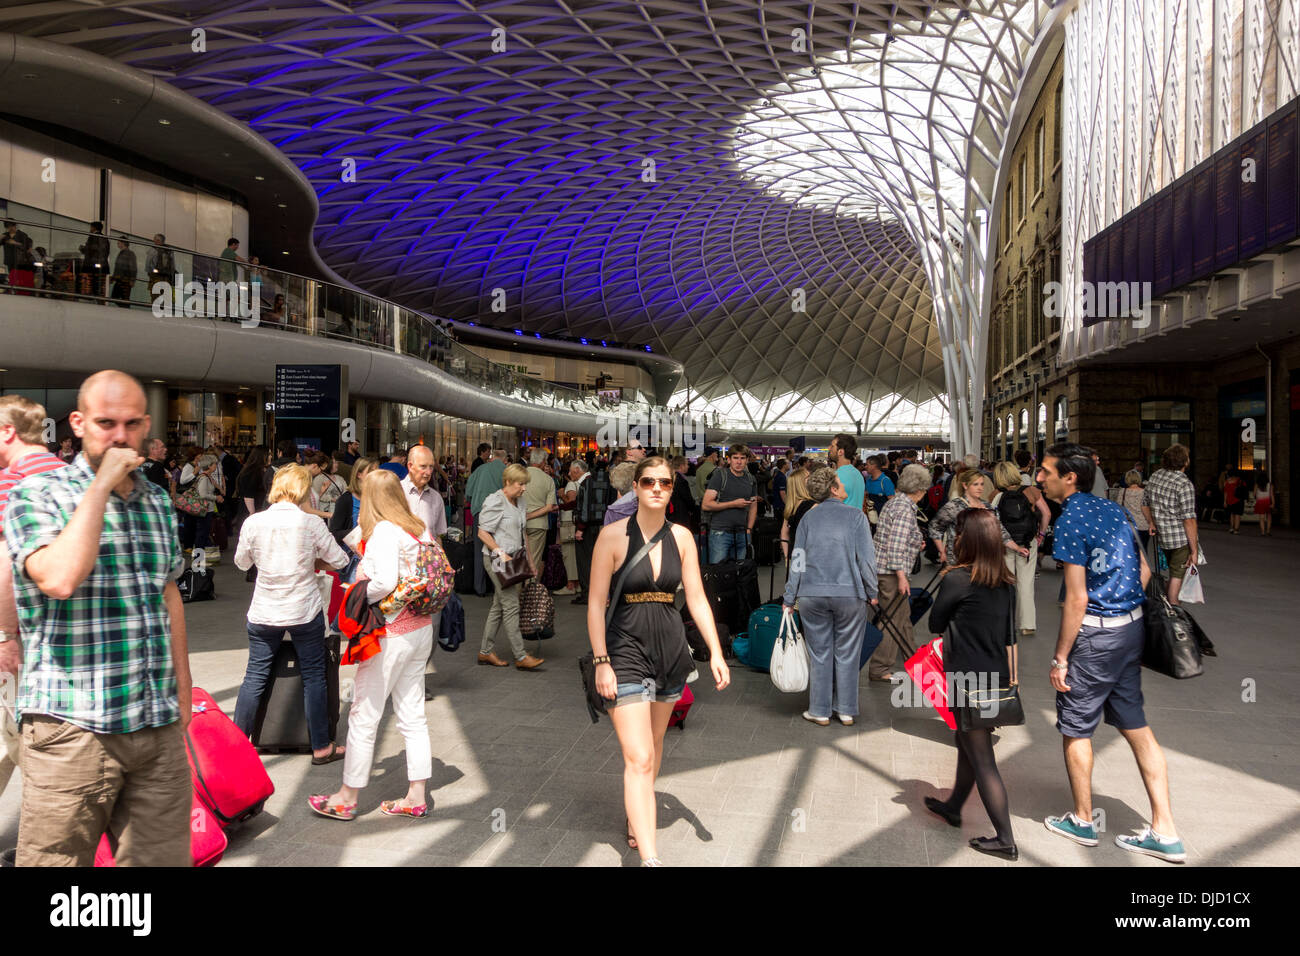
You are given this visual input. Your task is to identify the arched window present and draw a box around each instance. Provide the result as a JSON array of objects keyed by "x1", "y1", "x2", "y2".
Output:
[
  {"x1": 1019, "y1": 409, "x2": 1030, "y2": 448},
  {"x1": 1054, "y1": 396, "x2": 1069, "y2": 439},
  {"x1": 1037, "y1": 403, "x2": 1047, "y2": 442}
]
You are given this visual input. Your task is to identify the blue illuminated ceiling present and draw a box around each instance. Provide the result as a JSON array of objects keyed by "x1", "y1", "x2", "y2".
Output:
[{"x1": 2, "y1": 1, "x2": 1046, "y2": 423}]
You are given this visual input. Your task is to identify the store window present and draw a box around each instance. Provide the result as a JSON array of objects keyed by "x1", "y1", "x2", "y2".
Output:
[
  {"x1": 1054, "y1": 395, "x2": 1069, "y2": 439},
  {"x1": 1217, "y1": 381, "x2": 1266, "y2": 477},
  {"x1": 169, "y1": 390, "x2": 258, "y2": 453}
]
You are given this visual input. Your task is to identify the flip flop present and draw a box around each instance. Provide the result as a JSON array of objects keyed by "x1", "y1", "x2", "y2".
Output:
[
  {"x1": 380, "y1": 799, "x2": 430, "y2": 818},
  {"x1": 311, "y1": 743, "x2": 346, "y2": 765},
  {"x1": 308, "y1": 794, "x2": 356, "y2": 821}
]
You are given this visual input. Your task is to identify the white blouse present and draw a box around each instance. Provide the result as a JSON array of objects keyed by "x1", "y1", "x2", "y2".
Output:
[{"x1": 234, "y1": 502, "x2": 350, "y2": 626}]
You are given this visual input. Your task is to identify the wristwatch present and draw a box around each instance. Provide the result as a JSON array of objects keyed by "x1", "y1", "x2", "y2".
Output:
[{"x1": 1050, "y1": 658, "x2": 1069, "y2": 671}]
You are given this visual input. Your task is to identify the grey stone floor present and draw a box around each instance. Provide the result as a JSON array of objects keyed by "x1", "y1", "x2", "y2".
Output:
[{"x1": 2, "y1": 523, "x2": 1296, "y2": 866}]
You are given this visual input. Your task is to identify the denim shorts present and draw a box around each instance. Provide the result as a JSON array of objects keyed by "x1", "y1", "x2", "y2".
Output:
[
  {"x1": 1055, "y1": 616, "x2": 1147, "y2": 738},
  {"x1": 607, "y1": 680, "x2": 686, "y2": 708}
]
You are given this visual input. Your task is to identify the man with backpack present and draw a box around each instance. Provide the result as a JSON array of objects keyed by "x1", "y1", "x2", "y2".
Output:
[
  {"x1": 572, "y1": 458, "x2": 613, "y2": 605},
  {"x1": 864, "y1": 455, "x2": 895, "y2": 515}
]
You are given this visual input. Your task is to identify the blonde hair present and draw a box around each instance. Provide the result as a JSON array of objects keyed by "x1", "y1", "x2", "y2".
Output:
[
  {"x1": 348, "y1": 457, "x2": 376, "y2": 496},
  {"x1": 784, "y1": 466, "x2": 813, "y2": 519},
  {"x1": 0, "y1": 394, "x2": 48, "y2": 444},
  {"x1": 992, "y1": 461, "x2": 1022, "y2": 492},
  {"x1": 1124, "y1": 469, "x2": 1143, "y2": 487},
  {"x1": 951, "y1": 467, "x2": 985, "y2": 500},
  {"x1": 359, "y1": 469, "x2": 424, "y2": 541},
  {"x1": 502, "y1": 463, "x2": 529, "y2": 486},
  {"x1": 268, "y1": 463, "x2": 312, "y2": 505}
]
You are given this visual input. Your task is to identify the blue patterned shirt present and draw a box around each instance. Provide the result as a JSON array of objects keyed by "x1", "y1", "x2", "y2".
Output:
[{"x1": 1052, "y1": 490, "x2": 1145, "y2": 616}]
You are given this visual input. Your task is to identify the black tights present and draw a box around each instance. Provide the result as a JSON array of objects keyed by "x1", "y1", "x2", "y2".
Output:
[{"x1": 945, "y1": 728, "x2": 1014, "y2": 845}]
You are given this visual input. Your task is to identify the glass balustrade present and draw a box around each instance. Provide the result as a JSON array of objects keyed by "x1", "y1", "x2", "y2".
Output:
[{"x1": 0, "y1": 217, "x2": 698, "y2": 424}]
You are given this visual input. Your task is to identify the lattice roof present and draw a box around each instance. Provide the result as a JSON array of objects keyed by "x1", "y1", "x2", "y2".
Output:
[{"x1": 2, "y1": 0, "x2": 1049, "y2": 437}]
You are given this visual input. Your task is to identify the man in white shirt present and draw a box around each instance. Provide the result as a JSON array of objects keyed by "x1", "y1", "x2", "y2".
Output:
[
  {"x1": 401, "y1": 445, "x2": 447, "y2": 684},
  {"x1": 401, "y1": 445, "x2": 448, "y2": 540}
]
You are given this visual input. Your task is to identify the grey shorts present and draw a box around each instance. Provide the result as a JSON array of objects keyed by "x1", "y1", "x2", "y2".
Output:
[{"x1": 1055, "y1": 616, "x2": 1147, "y2": 738}]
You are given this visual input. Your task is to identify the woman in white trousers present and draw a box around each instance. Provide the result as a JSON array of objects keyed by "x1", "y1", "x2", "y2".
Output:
[{"x1": 309, "y1": 469, "x2": 436, "y2": 820}]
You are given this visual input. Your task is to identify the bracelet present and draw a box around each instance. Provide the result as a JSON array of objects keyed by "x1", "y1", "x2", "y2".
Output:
[{"x1": 593, "y1": 655, "x2": 611, "y2": 666}]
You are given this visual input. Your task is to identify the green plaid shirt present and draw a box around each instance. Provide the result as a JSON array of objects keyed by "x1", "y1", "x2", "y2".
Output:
[{"x1": 3, "y1": 454, "x2": 185, "y2": 734}]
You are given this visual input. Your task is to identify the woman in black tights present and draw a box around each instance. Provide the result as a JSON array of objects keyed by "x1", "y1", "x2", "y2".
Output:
[{"x1": 923, "y1": 508, "x2": 1020, "y2": 860}]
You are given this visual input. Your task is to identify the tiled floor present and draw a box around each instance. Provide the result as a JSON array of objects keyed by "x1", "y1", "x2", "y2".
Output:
[{"x1": 1, "y1": 523, "x2": 1295, "y2": 866}]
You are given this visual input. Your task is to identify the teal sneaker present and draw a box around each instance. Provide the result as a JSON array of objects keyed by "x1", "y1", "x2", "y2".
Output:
[
  {"x1": 1115, "y1": 827, "x2": 1186, "y2": 863},
  {"x1": 1043, "y1": 812, "x2": 1099, "y2": 846}
]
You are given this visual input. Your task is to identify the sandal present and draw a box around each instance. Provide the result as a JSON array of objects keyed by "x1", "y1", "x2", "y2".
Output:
[
  {"x1": 308, "y1": 794, "x2": 357, "y2": 821},
  {"x1": 380, "y1": 799, "x2": 430, "y2": 818},
  {"x1": 626, "y1": 818, "x2": 638, "y2": 850},
  {"x1": 311, "y1": 742, "x2": 346, "y2": 765}
]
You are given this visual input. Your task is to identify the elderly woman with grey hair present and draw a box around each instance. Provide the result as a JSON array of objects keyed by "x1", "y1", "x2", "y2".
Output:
[
  {"x1": 602, "y1": 460, "x2": 640, "y2": 526},
  {"x1": 782, "y1": 465, "x2": 879, "y2": 726},
  {"x1": 866, "y1": 463, "x2": 932, "y2": 681}
]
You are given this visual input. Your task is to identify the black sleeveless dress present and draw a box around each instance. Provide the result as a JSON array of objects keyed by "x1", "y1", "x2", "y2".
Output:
[{"x1": 607, "y1": 520, "x2": 695, "y2": 694}]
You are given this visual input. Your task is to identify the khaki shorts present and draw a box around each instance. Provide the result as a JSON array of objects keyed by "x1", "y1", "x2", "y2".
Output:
[{"x1": 1163, "y1": 545, "x2": 1191, "y2": 580}]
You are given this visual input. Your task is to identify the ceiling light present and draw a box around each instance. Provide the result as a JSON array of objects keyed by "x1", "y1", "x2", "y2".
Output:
[
  {"x1": 282, "y1": 250, "x2": 290, "y2": 255},
  {"x1": 277, "y1": 203, "x2": 287, "y2": 208},
  {"x1": 152, "y1": 379, "x2": 165, "y2": 383},
  {"x1": 157, "y1": 118, "x2": 171, "y2": 125},
  {"x1": 254, "y1": 175, "x2": 265, "y2": 181},
  {"x1": 20, "y1": 73, "x2": 37, "y2": 79}
]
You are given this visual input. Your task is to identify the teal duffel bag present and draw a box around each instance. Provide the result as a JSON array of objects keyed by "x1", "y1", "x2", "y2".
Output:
[{"x1": 743, "y1": 602, "x2": 799, "y2": 672}]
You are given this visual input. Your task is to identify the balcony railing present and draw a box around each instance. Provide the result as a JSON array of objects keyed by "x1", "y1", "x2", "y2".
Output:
[{"x1": 0, "y1": 216, "x2": 680, "y2": 422}]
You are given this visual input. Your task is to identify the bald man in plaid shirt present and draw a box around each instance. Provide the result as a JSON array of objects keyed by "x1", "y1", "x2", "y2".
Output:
[{"x1": 4, "y1": 371, "x2": 192, "y2": 866}]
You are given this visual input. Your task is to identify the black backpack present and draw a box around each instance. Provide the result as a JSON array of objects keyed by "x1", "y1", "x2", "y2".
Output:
[
  {"x1": 996, "y1": 489, "x2": 1037, "y2": 547},
  {"x1": 576, "y1": 469, "x2": 612, "y2": 525}
]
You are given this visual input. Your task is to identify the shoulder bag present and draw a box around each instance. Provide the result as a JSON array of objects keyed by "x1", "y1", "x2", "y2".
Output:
[
  {"x1": 955, "y1": 588, "x2": 1025, "y2": 730},
  {"x1": 578, "y1": 523, "x2": 674, "y2": 722}
]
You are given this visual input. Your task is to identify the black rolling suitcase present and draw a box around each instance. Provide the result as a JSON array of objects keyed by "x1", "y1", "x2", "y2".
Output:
[
  {"x1": 251, "y1": 633, "x2": 341, "y2": 753},
  {"x1": 700, "y1": 557, "x2": 762, "y2": 637},
  {"x1": 442, "y1": 532, "x2": 476, "y2": 594},
  {"x1": 751, "y1": 516, "x2": 781, "y2": 565}
]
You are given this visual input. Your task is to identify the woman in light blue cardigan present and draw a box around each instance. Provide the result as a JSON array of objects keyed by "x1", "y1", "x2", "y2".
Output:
[{"x1": 782, "y1": 466, "x2": 879, "y2": 726}]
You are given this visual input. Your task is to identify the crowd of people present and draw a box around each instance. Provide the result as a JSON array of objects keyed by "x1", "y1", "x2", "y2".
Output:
[{"x1": 0, "y1": 373, "x2": 1242, "y2": 867}]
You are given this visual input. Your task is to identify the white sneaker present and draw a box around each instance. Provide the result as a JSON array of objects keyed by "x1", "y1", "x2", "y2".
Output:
[
  {"x1": 802, "y1": 711, "x2": 830, "y2": 726},
  {"x1": 835, "y1": 713, "x2": 855, "y2": 726}
]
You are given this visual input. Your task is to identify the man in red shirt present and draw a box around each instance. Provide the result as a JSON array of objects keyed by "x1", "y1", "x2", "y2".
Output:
[{"x1": 0, "y1": 395, "x2": 68, "y2": 798}]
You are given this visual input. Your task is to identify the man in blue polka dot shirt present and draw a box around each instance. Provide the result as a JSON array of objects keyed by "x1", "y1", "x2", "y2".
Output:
[{"x1": 1036, "y1": 443, "x2": 1184, "y2": 864}]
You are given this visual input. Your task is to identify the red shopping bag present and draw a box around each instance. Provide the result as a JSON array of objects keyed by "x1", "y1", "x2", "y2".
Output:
[{"x1": 903, "y1": 636, "x2": 957, "y2": 730}]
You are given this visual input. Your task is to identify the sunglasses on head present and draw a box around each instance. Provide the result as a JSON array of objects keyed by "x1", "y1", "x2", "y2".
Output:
[{"x1": 637, "y1": 476, "x2": 673, "y2": 489}]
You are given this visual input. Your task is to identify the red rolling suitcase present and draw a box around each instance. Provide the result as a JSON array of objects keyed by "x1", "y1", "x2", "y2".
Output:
[
  {"x1": 187, "y1": 688, "x2": 275, "y2": 828},
  {"x1": 94, "y1": 793, "x2": 228, "y2": 867},
  {"x1": 669, "y1": 684, "x2": 695, "y2": 729}
]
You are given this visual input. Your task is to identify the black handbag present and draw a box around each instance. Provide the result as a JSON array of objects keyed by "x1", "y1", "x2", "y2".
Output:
[
  {"x1": 954, "y1": 588, "x2": 1024, "y2": 731},
  {"x1": 1142, "y1": 576, "x2": 1204, "y2": 679},
  {"x1": 578, "y1": 524, "x2": 674, "y2": 722},
  {"x1": 178, "y1": 567, "x2": 215, "y2": 603},
  {"x1": 493, "y1": 548, "x2": 531, "y2": 589}
]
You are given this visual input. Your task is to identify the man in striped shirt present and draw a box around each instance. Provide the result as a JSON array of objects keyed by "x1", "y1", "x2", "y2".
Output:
[
  {"x1": 3, "y1": 371, "x2": 192, "y2": 866},
  {"x1": 0, "y1": 395, "x2": 68, "y2": 800}
]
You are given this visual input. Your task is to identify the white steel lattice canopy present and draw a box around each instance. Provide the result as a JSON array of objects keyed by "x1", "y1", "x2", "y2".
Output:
[{"x1": 3, "y1": 0, "x2": 1051, "y2": 446}]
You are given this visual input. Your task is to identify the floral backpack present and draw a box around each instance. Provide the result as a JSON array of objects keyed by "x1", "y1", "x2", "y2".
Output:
[{"x1": 378, "y1": 536, "x2": 456, "y2": 617}]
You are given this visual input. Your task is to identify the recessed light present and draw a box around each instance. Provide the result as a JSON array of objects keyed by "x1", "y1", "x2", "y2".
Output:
[
  {"x1": 158, "y1": 118, "x2": 171, "y2": 125},
  {"x1": 282, "y1": 250, "x2": 290, "y2": 255},
  {"x1": 151, "y1": 379, "x2": 165, "y2": 383},
  {"x1": 111, "y1": 97, "x2": 123, "y2": 105},
  {"x1": 20, "y1": 73, "x2": 37, "y2": 80},
  {"x1": 277, "y1": 203, "x2": 287, "y2": 208},
  {"x1": 254, "y1": 175, "x2": 265, "y2": 181}
]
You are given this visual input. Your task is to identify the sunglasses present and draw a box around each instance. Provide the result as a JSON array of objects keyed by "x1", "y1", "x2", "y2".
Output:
[{"x1": 637, "y1": 476, "x2": 673, "y2": 489}]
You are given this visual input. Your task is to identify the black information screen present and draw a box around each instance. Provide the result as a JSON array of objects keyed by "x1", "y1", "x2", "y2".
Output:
[
  {"x1": 1137, "y1": 199, "x2": 1155, "y2": 289},
  {"x1": 1266, "y1": 107, "x2": 1297, "y2": 246},
  {"x1": 1239, "y1": 125, "x2": 1269, "y2": 258},
  {"x1": 1191, "y1": 163, "x2": 1216, "y2": 278},
  {"x1": 1152, "y1": 191, "x2": 1173, "y2": 296},
  {"x1": 275, "y1": 365, "x2": 342, "y2": 419},
  {"x1": 1214, "y1": 146, "x2": 1240, "y2": 269},
  {"x1": 1171, "y1": 180, "x2": 1194, "y2": 288}
]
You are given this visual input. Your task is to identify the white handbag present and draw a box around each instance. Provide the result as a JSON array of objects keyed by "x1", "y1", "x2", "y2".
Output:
[{"x1": 770, "y1": 605, "x2": 810, "y2": 693}]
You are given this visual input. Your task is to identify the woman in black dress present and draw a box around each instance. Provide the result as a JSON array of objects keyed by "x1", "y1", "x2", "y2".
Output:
[
  {"x1": 588, "y1": 456, "x2": 730, "y2": 866},
  {"x1": 923, "y1": 508, "x2": 1020, "y2": 860}
]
